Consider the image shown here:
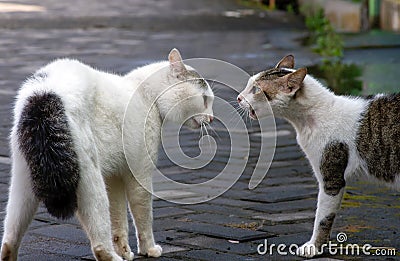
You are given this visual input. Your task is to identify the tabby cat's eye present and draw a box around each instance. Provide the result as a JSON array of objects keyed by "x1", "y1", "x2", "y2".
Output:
[{"x1": 252, "y1": 86, "x2": 261, "y2": 94}]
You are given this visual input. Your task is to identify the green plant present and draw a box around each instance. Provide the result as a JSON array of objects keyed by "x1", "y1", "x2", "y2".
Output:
[
  {"x1": 301, "y1": 6, "x2": 343, "y2": 60},
  {"x1": 301, "y1": 5, "x2": 361, "y2": 95},
  {"x1": 286, "y1": 4, "x2": 295, "y2": 14},
  {"x1": 319, "y1": 62, "x2": 362, "y2": 95}
]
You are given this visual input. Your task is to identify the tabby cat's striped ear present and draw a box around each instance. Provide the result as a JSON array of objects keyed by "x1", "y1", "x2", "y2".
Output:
[
  {"x1": 275, "y1": 54, "x2": 295, "y2": 69},
  {"x1": 281, "y1": 67, "x2": 307, "y2": 94}
]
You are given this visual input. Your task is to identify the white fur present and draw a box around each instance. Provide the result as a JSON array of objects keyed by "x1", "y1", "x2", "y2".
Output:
[{"x1": 2, "y1": 50, "x2": 213, "y2": 261}]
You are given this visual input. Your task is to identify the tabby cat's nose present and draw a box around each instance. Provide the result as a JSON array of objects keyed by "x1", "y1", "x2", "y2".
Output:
[
  {"x1": 237, "y1": 95, "x2": 243, "y2": 103},
  {"x1": 209, "y1": 116, "x2": 214, "y2": 123}
]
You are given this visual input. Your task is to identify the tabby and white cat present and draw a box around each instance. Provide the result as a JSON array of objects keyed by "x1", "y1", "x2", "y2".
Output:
[
  {"x1": 238, "y1": 55, "x2": 399, "y2": 257},
  {"x1": 1, "y1": 49, "x2": 214, "y2": 261}
]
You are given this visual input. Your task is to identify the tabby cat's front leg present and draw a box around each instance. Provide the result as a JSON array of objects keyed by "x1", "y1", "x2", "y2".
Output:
[
  {"x1": 297, "y1": 186, "x2": 344, "y2": 257},
  {"x1": 125, "y1": 175, "x2": 162, "y2": 257},
  {"x1": 297, "y1": 141, "x2": 348, "y2": 258}
]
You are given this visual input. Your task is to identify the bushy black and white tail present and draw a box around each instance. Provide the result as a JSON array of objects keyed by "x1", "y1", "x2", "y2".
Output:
[{"x1": 17, "y1": 91, "x2": 80, "y2": 219}]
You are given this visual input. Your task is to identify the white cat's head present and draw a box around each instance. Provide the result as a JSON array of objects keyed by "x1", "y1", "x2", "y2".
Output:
[
  {"x1": 237, "y1": 55, "x2": 307, "y2": 119},
  {"x1": 159, "y1": 48, "x2": 214, "y2": 129}
]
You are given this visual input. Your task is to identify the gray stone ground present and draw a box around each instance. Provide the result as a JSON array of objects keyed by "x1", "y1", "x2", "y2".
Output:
[{"x1": 0, "y1": 1, "x2": 399, "y2": 260}]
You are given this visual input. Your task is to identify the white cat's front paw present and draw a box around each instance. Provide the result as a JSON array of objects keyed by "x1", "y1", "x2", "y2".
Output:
[
  {"x1": 296, "y1": 242, "x2": 320, "y2": 258},
  {"x1": 147, "y1": 244, "x2": 162, "y2": 257}
]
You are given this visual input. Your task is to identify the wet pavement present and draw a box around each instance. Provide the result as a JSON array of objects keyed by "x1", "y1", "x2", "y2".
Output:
[
  {"x1": 0, "y1": 0, "x2": 399, "y2": 260},
  {"x1": 342, "y1": 31, "x2": 400, "y2": 94}
]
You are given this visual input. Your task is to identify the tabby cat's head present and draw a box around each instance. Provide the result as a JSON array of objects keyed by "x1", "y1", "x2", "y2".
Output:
[{"x1": 237, "y1": 55, "x2": 307, "y2": 119}]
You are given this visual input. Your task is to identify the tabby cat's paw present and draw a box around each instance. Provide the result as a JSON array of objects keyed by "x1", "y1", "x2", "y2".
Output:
[
  {"x1": 147, "y1": 245, "x2": 162, "y2": 257},
  {"x1": 296, "y1": 242, "x2": 320, "y2": 258}
]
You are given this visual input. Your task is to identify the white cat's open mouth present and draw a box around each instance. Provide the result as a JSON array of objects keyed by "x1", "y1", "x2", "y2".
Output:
[{"x1": 191, "y1": 118, "x2": 201, "y2": 128}]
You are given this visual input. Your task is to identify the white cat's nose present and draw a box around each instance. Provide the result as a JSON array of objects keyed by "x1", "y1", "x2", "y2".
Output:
[
  {"x1": 209, "y1": 115, "x2": 214, "y2": 123},
  {"x1": 237, "y1": 95, "x2": 243, "y2": 103}
]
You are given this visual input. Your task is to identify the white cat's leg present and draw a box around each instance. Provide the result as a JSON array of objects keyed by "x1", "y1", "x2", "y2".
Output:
[
  {"x1": 1, "y1": 154, "x2": 39, "y2": 261},
  {"x1": 106, "y1": 176, "x2": 134, "y2": 261},
  {"x1": 75, "y1": 168, "x2": 122, "y2": 261},
  {"x1": 124, "y1": 175, "x2": 162, "y2": 257}
]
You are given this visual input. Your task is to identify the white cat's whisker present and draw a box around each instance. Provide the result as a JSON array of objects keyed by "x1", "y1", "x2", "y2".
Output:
[
  {"x1": 206, "y1": 124, "x2": 221, "y2": 141},
  {"x1": 202, "y1": 122, "x2": 213, "y2": 148}
]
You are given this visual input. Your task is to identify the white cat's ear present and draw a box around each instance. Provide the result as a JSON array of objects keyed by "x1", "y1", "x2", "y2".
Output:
[
  {"x1": 168, "y1": 48, "x2": 187, "y2": 76},
  {"x1": 275, "y1": 55, "x2": 295, "y2": 69},
  {"x1": 281, "y1": 67, "x2": 307, "y2": 94}
]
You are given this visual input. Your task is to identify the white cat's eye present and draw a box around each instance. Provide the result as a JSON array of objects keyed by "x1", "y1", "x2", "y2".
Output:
[{"x1": 203, "y1": 95, "x2": 208, "y2": 108}]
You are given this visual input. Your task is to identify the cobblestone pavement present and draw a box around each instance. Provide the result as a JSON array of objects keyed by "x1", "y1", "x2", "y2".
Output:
[{"x1": 0, "y1": 1, "x2": 399, "y2": 260}]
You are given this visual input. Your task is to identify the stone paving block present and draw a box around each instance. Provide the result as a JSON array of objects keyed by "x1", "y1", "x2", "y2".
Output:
[
  {"x1": 254, "y1": 210, "x2": 315, "y2": 225},
  {"x1": 153, "y1": 218, "x2": 190, "y2": 231},
  {"x1": 0, "y1": 163, "x2": 10, "y2": 170},
  {"x1": 207, "y1": 197, "x2": 251, "y2": 207},
  {"x1": 177, "y1": 222, "x2": 274, "y2": 242},
  {"x1": 308, "y1": 257, "x2": 344, "y2": 261},
  {"x1": 81, "y1": 255, "x2": 96, "y2": 261},
  {"x1": 153, "y1": 207, "x2": 194, "y2": 219},
  {"x1": 245, "y1": 198, "x2": 317, "y2": 213},
  {"x1": 220, "y1": 189, "x2": 258, "y2": 199},
  {"x1": 275, "y1": 144, "x2": 302, "y2": 153},
  {"x1": 153, "y1": 200, "x2": 179, "y2": 208},
  {"x1": 243, "y1": 185, "x2": 317, "y2": 203},
  {"x1": 30, "y1": 224, "x2": 88, "y2": 243},
  {"x1": 259, "y1": 222, "x2": 313, "y2": 235},
  {"x1": 0, "y1": 183, "x2": 9, "y2": 196},
  {"x1": 33, "y1": 211, "x2": 62, "y2": 224},
  {"x1": 27, "y1": 219, "x2": 53, "y2": 230},
  {"x1": 154, "y1": 230, "x2": 197, "y2": 243},
  {"x1": 263, "y1": 176, "x2": 316, "y2": 187},
  {"x1": 184, "y1": 212, "x2": 257, "y2": 226},
  {"x1": 150, "y1": 258, "x2": 183, "y2": 261},
  {"x1": 0, "y1": 186, "x2": 9, "y2": 203},
  {"x1": 166, "y1": 249, "x2": 252, "y2": 261},
  {"x1": 154, "y1": 189, "x2": 198, "y2": 201},
  {"x1": 173, "y1": 235, "x2": 263, "y2": 255},
  {"x1": 273, "y1": 151, "x2": 305, "y2": 161},
  {"x1": 0, "y1": 174, "x2": 10, "y2": 185},
  {"x1": 158, "y1": 244, "x2": 188, "y2": 254},
  {"x1": 19, "y1": 252, "x2": 81, "y2": 261},
  {"x1": 263, "y1": 232, "x2": 311, "y2": 247},
  {"x1": 20, "y1": 234, "x2": 91, "y2": 257},
  {"x1": 181, "y1": 203, "x2": 256, "y2": 217},
  {"x1": 272, "y1": 158, "x2": 310, "y2": 167},
  {"x1": 0, "y1": 157, "x2": 11, "y2": 165},
  {"x1": 276, "y1": 137, "x2": 299, "y2": 147}
]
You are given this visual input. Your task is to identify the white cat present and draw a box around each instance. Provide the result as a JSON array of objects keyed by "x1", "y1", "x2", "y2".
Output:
[
  {"x1": 1, "y1": 48, "x2": 214, "y2": 261},
  {"x1": 238, "y1": 55, "x2": 399, "y2": 258}
]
